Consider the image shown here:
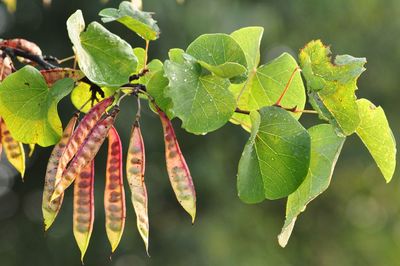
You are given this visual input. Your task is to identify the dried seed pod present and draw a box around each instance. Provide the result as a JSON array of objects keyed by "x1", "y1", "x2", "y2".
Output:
[
  {"x1": 0, "y1": 38, "x2": 43, "y2": 56},
  {"x1": 1, "y1": 38, "x2": 43, "y2": 65},
  {"x1": 53, "y1": 97, "x2": 114, "y2": 191},
  {"x1": 0, "y1": 119, "x2": 25, "y2": 178},
  {"x1": 157, "y1": 109, "x2": 196, "y2": 223},
  {"x1": 0, "y1": 54, "x2": 14, "y2": 81},
  {"x1": 51, "y1": 108, "x2": 119, "y2": 202},
  {"x1": 40, "y1": 68, "x2": 84, "y2": 87},
  {"x1": 73, "y1": 160, "x2": 94, "y2": 263},
  {"x1": 104, "y1": 126, "x2": 126, "y2": 253},
  {"x1": 126, "y1": 122, "x2": 149, "y2": 253},
  {"x1": 42, "y1": 114, "x2": 78, "y2": 231}
]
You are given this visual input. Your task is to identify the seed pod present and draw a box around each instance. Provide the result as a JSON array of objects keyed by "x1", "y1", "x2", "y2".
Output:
[
  {"x1": 157, "y1": 109, "x2": 196, "y2": 223},
  {"x1": 105, "y1": 126, "x2": 126, "y2": 253},
  {"x1": 0, "y1": 119, "x2": 25, "y2": 178},
  {"x1": 73, "y1": 160, "x2": 94, "y2": 263},
  {"x1": 0, "y1": 54, "x2": 14, "y2": 81},
  {"x1": 0, "y1": 38, "x2": 42, "y2": 65},
  {"x1": 0, "y1": 38, "x2": 43, "y2": 56},
  {"x1": 51, "y1": 108, "x2": 119, "y2": 202},
  {"x1": 126, "y1": 122, "x2": 149, "y2": 254},
  {"x1": 40, "y1": 68, "x2": 84, "y2": 87},
  {"x1": 42, "y1": 114, "x2": 78, "y2": 231},
  {"x1": 53, "y1": 97, "x2": 114, "y2": 192}
]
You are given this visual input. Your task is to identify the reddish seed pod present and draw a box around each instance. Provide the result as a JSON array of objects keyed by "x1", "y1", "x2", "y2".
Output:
[
  {"x1": 53, "y1": 97, "x2": 114, "y2": 192},
  {"x1": 0, "y1": 38, "x2": 42, "y2": 55},
  {"x1": 51, "y1": 108, "x2": 119, "y2": 202},
  {"x1": 40, "y1": 68, "x2": 85, "y2": 87},
  {"x1": 1, "y1": 38, "x2": 42, "y2": 56},
  {"x1": 73, "y1": 160, "x2": 94, "y2": 263},
  {"x1": 0, "y1": 54, "x2": 14, "y2": 81},
  {"x1": 0, "y1": 38, "x2": 43, "y2": 65},
  {"x1": 42, "y1": 114, "x2": 78, "y2": 231},
  {"x1": 0, "y1": 119, "x2": 25, "y2": 178},
  {"x1": 157, "y1": 109, "x2": 196, "y2": 223},
  {"x1": 126, "y1": 122, "x2": 149, "y2": 254},
  {"x1": 104, "y1": 126, "x2": 126, "y2": 253}
]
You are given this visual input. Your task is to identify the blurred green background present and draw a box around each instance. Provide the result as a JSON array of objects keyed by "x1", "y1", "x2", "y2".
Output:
[{"x1": 0, "y1": 0, "x2": 399, "y2": 265}]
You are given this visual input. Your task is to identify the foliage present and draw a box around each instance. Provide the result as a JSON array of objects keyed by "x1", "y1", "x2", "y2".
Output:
[{"x1": 0, "y1": 0, "x2": 396, "y2": 262}]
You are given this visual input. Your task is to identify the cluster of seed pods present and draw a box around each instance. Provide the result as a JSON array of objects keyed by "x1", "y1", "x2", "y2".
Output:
[
  {"x1": 105, "y1": 126, "x2": 126, "y2": 253},
  {"x1": 37, "y1": 88, "x2": 197, "y2": 260},
  {"x1": 126, "y1": 120, "x2": 149, "y2": 253},
  {"x1": 73, "y1": 160, "x2": 95, "y2": 262},
  {"x1": 51, "y1": 96, "x2": 115, "y2": 202},
  {"x1": 51, "y1": 108, "x2": 119, "y2": 203},
  {"x1": 40, "y1": 96, "x2": 120, "y2": 260}
]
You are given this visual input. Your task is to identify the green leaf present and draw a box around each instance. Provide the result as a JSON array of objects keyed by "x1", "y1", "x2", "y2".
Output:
[
  {"x1": 99, "y1": 1, "x2": 160, "y2": 41},
  {"x1": 237, "y1": 106, "x2": 311, "y2": 202},
  {"x1": 278, "y1": 124, "x2": 345, "y2": 247},
  {"x1": 231, "y1": 27, "x2": 264, "y2": 71},
  {"x1": 0, "y1": 66, "x2": 74, "y2": 147},
  {"x1": 70, "y1": 82, "x2": 116, "y2": 113},
  {"x1": 67, "y1": 10, "x2": 137, "y2": 87},
  {"x1": 133, "y1": 47, "x2": 163, "y2": 85},
  {"x1": 230, "y1": 53, "x2": 306, "y2": 130},
  {"x1": 356, "y1": 99, "x2": 396, "y2": 182},
  {"x1": 164, "y1": 54, "x2": 236, "y2": 134},
  {"x1": 299, "y1": 40, "x2": 366, "y2": 135},
  {"x1": 147, "y1": 70, "x2": 174, "y2": 118},
  {"x1": 186, "y1": 34, "x2": 247, "y2": 79}
]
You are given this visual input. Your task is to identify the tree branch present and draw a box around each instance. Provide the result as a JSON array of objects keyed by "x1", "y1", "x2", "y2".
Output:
[{"x1": 0, "y1": 47, "x2": 57, "y2": 70}]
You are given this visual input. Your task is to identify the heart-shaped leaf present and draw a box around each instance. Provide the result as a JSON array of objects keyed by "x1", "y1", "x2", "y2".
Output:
[
  {"x1": 237, "y1": 106, "x2": 311, "y2": 202},
  {"x1": 164, "y1": 54, "x2": 236, "y2": 134},
  {"x1": 67, "y1": 10, "x2": 137, "y2": 87},
  {"x1": 278, "y1": 124, "x2": 345, "y2": 247},
  {"x1": 0, "y1": 66, "x2": 74, "y2": 146}
]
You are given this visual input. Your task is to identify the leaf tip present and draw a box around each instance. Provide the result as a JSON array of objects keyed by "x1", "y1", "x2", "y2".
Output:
[{"x1": 277, "y1": 218, "x2": 296, "y2": 248}]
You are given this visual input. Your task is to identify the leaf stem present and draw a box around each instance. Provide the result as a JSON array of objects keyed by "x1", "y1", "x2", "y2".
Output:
[
  {"x1": 58, "y1": 55, "x2": 76, "y2": 64},
  {"x1": 143, "y1": 40, "x2": 150, "y2": 70},
  {"x1": 0, "y1": 46, "x2": 57, "y2": 70},
  {"x1": 275, "y1": 66, "x2": 301, "y2": 106},
  {"x1": 235, "y1": 106, "x2": 318, "y2": 115}
]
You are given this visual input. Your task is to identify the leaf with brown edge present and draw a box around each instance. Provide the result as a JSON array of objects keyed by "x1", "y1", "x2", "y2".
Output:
[
  {"x1": 105, "y1": 126, "x2": 126, "y2": 253},
  {"x1": 0, "y1": 119, "x2": 25, "y2": 178},
  {"x1": 51, "y1": 108, "x2": 119, "y2": 202},
  {"x1": 73, "y1": 160, "x2": 94, "y2": 263},
  {"x1": 42, "y1": 113, "x2": 78, "y2": 231},
  {"x1": 157, "y1": 108, "x2": 196, "y2": 223},
  {"x1": 126, "y1": 122, "x2": 149, "y2": 254}
]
